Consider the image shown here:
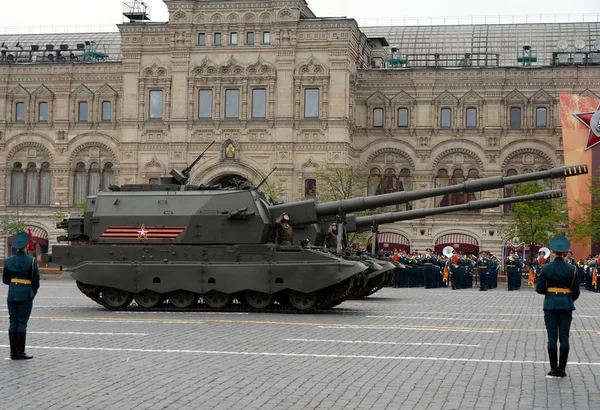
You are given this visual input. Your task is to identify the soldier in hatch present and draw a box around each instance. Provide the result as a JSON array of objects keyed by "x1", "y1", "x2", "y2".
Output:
[{"x1": 275, "y1": 213, "x2": 293, "y2": 245}]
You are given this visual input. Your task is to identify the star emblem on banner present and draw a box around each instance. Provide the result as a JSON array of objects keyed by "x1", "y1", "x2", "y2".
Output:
[
  {"x1": 573, "y1": 104, "x2": 600, "y2": 150},
  {"x1": 137, "y1": 224, "x2": 148, "y2": 239}
]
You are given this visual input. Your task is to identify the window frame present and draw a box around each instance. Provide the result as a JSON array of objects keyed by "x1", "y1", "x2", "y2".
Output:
[
  {"x1": 303, "y1": 88, "x2": 320, "y2": 119},
  {"x1": 198, "y1": 89, "x2": 213, "y2": 119},
  {"x1": 251, "y1": 88, "x2": 267, "y2": 119},
  {"x1": 397, "y1": 107, "x2": 409, "y2": 128},
  {"x1": 246, "y1": 32, "x2": 255, "y2": 45},
  {"x1": 78, "y1": 101, "x2": 89, "y2": 122},
  {"x1": 536, "y1": 106, "x2": 548, "y2": 128},
  {"x1": 38, "y1": 101, "x2": 49, "y2": 122},
  {"x1": 224, "y1": 89, "x2": 240, "y2": 119},
  {"x1": 262, "y1": 31, "x2": 271, "y2": 45},
  {"x1": 465, "y1": 107, "x2": 477, "y2": 128},
  {"x1": 148, "y1": 90, "x2": 164, "y2": 120},
  {"x1": 440, "y1": 107, "x2": 452, "y2": 128},
  {"x1": 15, "y1": 101, "x2": 26, "y2": 122},
  {"x1": 373, "y1": 107, "x2": 384, "y2": 128},
  {"x1": 509, "y1": 106, "x2": 522, "y2": 129},
  {"x1": 230, "y1": 32, "x2": 238, "y2": 46},
  {"x1": 213, "y1": 32, "x2": 222, "y2": 46},
  {"x1": 101, "y1": 101, "x2": 112, "y2": 122},
  {"x1": 198, "y1": 33, "x2": 206, "y2": 46}
]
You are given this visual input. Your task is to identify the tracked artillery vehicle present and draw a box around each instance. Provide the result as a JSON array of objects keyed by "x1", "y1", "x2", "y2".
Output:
[{"x1": 46, "y1": 152, "x2": 587, "y2": 312}]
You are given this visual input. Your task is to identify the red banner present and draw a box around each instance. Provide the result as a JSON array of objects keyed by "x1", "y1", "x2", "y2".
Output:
[{"x1": 559, "y1": 93, "x2": 600, "y2": 259}]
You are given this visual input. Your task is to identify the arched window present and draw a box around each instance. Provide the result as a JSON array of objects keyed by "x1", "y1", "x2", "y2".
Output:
[
  {"x1": 434, "y1": 169, "x2": 450, "y2": 207},
  {"x1": 397, "y1": 108, "x2": 408, "y2": 127},
  {"x1": 510, "y1": 107, "x2": 521, "y2": 129},
  {"x1": 504, "y1": 169, "x2": 518, "y2": 212},
  {"x1": 304, "y1": 179, "x2": 316, "y2": 198},
  {"x1": 440, "y1": 108, "x2": 452, "y2": 128},
  {"x1": 10, "y1": 161, "x2": 52, "y2": 205},
  {"x1": 74, "y1": 161, "x2": 116, "y2": 204},
  {"x1": 373, "y1": 108, "x2": 384, "y2": 127},
  {"x1": 382, "y1": 168, "x2": 397, "y2": 194},
  {"x1": 367, "y1": 168, "x2": 382, "y2": 196},
  {"x1": 466, "y1": 108, "x2": 477, "y2": 128},
  {"x1": 103, "y1": 162, "x2": 115, "y2": 189},
  {"x1": 536, "y1": 107, "x2": 547, "y2": 128}
]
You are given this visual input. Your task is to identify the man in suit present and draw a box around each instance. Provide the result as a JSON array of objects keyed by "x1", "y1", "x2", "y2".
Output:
[
  {"x1": 3, "y1": 231, "x2": 40, "y2": 360},
  {"x1": 535, "y1": 235, "x2": 580, "y2": 378}
]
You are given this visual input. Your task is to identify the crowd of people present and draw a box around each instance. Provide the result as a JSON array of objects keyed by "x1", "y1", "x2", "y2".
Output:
[
  {"x1": 386, "y1": 246, "x2": 600, "y2": 292},
  {"x1": 389, "y1": 248, "x2": 501, "y2": 291}
]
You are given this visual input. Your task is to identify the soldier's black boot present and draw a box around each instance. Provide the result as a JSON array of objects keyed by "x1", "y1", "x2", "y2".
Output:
[
  {"x1": 9, "y1": 331, "x2": 20, "y2": 360},
  {"x1": 546, "y1": 348, "x2": 560, "y2": 377},
  {"x1": 17, "y1": 332, "x2": 33, "y2": 360},
  {"x1": 558, "y1": 348, "x2": 569, "y2": 377}
]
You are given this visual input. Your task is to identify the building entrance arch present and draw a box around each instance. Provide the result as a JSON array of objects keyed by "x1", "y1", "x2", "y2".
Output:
[
  {"x1": 6, "y1": 226, "x2": 48, "y2": 258},
  {"x1": 208, "y1": 173, "x2": 250, "y2": 188},
  {"x1": 435, "y1": 233, "x2": 479, "y2": 255}
]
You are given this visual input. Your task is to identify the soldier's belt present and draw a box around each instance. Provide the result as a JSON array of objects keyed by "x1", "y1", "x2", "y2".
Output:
[
  {"x1": 478, "y1": 266, "x2": 487, "y2": 268},
  {"x1": 11, "y1": 278, "x2": 31, "y2": 285},
  {"x1": 507, "y1": 265, "x2": 516, "y2": 267},
  {"x1": 424, "y1": 263, "x2": 434, "y2": 265},
  {"x1": 547, "y1": 287, "x2": 572, "y2": 294}
]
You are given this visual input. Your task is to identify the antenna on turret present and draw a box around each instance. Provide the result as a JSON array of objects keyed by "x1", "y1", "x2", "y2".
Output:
[
  {"x1": 256, "y1": 167, "x2": 277, "y2": 191},
  {"x1": 169, "y1": 141, "x2": 215, "y2": 185}
]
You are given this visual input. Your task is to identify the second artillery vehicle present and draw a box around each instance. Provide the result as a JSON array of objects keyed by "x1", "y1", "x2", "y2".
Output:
[{"x1": 45, "y1": 149, "x2": 587, "y2": 312}]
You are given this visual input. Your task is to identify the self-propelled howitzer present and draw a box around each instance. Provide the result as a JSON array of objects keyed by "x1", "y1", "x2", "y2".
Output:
[{"x1": 47, "y1": 162, "x2": 586, "y2": 313}]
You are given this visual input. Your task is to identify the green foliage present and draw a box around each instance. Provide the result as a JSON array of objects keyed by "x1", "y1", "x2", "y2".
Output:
[
  {"x1": 502, "y1": 181, "x2": 567, "y2": 262},
  {"x1": 314, "y1": 163, "x2": 373, "y2": 246},
  {"x1": 570, "y1": 175, "x2": 600, "y2": 247},
  {"x1": 0, "y1": 220, "x2": 27, "y2": 237}
]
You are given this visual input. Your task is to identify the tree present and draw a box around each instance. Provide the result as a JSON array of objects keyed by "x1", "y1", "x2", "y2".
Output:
[
  {"x1": 569, "y1": 175, "x2": 600, "y2": 249},
  {"x1": 502, "y1": 181, "x2": 567, "y2": 264},
  {"x1": 314, "y1": 162, "x2": 379, "y2": 247},
  {"x1": 0, "y1": 204, "x2": 27, "y2": 258}
]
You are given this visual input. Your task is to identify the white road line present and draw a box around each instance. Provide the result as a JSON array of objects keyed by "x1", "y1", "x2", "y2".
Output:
[
  {"x1": 317, "y1": 326, "x2": 497, "y2": 333},
  {"x1": 49, "y1": 319, "x2": 202, "y2": 324},
  {"x1": 29, "y1": 331, "x2": 148, "y2": 336},
  {"x1": 411, "y1": 311, "x2": 542, "y2": 317},
  {"x1": 285, "y1": 338, "x2": 480, "y2": 347},
  {"x1": 1, "y1": 344, "x2": 598, "y2": 366},
  {"x1": 366, "y1": 315, "x2": 511, "y2": 322}
]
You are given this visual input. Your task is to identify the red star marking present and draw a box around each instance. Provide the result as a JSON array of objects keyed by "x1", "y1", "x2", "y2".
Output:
[
  {"x1": 573, "y1": 103, "x2": 600, "y2": 150},
  {"x1": 137, "y1": 224, "x2": 148, "y2": 239}
]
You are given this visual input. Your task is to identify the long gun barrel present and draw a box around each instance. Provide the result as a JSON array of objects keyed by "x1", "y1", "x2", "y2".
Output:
[
  {"x1": 348, "y1": 190, "x2": 563, "y2": 232},
  {"x1": 271, "y1": 163, "x2": 587, "y2": 225}
]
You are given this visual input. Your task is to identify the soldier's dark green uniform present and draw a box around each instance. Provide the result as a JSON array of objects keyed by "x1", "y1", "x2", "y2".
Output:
[
  {"x1": 506, "y1": 253, "x2": 522, "y2": 291},
  {"x1": 275, "y1": 213, "x2": 293, "y2": 246},
  {"x1": 2, "y1": 232, "x2": 39, "y2": 360},
  {"x1": 478, "y1": 254, "x2": 489, "y2": 291},
  {"x1": 535, "y1": 236, "x2": 580, "y2": 378},
  {"x1": 423, "y1": 249, "x2": 437, "y2": 289}
]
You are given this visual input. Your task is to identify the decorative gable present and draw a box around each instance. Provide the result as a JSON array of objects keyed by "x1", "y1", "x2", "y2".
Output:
[
  {"x1": 366, "y1": 90, "x2": 389, "y2": 105},
  {"x1": 434, "y1": 90, "x2": 458, "y2": 104},
  {"x1": 8, "y1": 85, "x2": 30, "y2": 98},
  {"x1": 502, "y1": 89, "x2": 527, "y2": 103},
  {"x1": 530, "y1": 89, "x2": 553, "y2": 103},
  {"x1": 71, "y1": 84, "x2": 93, "y2": 98},
  {"x1": 31, "y1": 85, "x2": 54, "y2": 100},
  {"x1": 391, "y1": 90, "x2": 416, "y2": 104},
  {"x1": 96, "y1": 83, "x2": 118, "y2": 98},
  {"x1": 460, "y1": 89, "x2": 483, "y2": 103}
]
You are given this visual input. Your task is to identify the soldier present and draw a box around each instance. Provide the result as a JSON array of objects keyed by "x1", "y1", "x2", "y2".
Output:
[
  {"x1": 506, "y1": 251, "x2": 523, "y2": 291},
  {"x1": 275, "y1": 213, "x2": 293, "y2": 245},
  {"x1": 478, "y1": 251, "x2": 489, "y2": 291},
  {"x1": 535, "y1": 235, "x2": 580, "y2": 378},
  {"x1": 423, "y1": 248, "x2": 437, "y2": 289},
  {"x1": 325, "y1": 223, "x2": 339, "y2": 250},
  {"x1": 3, "y1": 231, "x2": 40, "y2": 360}
]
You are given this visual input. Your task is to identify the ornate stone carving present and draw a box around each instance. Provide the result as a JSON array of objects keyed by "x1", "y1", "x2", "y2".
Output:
[
  {"x1": 301, "y1": 158, "x2": 320, "y2": 169},
  {"x1": 433, "y1": 148, "x2": 484, "y2": 170},
  {"x1": 502, "y1": 149, "x2": 554, "y2": 170}
]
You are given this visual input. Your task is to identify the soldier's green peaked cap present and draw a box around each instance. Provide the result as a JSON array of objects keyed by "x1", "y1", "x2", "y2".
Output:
[
  {"x1": 12, "y1": 231, "x2": 30, "y2": 249},
  {"x1": 549, "y1": 236, "x2": 570, "y2": 252}
]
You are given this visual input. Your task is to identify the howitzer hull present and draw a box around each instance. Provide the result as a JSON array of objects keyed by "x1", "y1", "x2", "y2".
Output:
[{"x1": 51, "y1": 244, "x2": 369, "y2": 312}]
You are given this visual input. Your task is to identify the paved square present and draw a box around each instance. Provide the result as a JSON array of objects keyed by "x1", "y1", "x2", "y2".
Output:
[{"x1": 0, "y1": 280, "x2": 599, "y2": 410}]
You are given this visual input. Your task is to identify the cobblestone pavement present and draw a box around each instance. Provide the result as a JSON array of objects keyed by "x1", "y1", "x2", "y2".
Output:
[{"x1": 0, "y1": 281, "x2": 599, "y2": 410}]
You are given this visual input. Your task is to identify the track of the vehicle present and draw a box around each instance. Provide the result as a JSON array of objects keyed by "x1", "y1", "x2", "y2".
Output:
[{"x1": 77, "y1": 272, "x2": 369, "y2": 314}]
